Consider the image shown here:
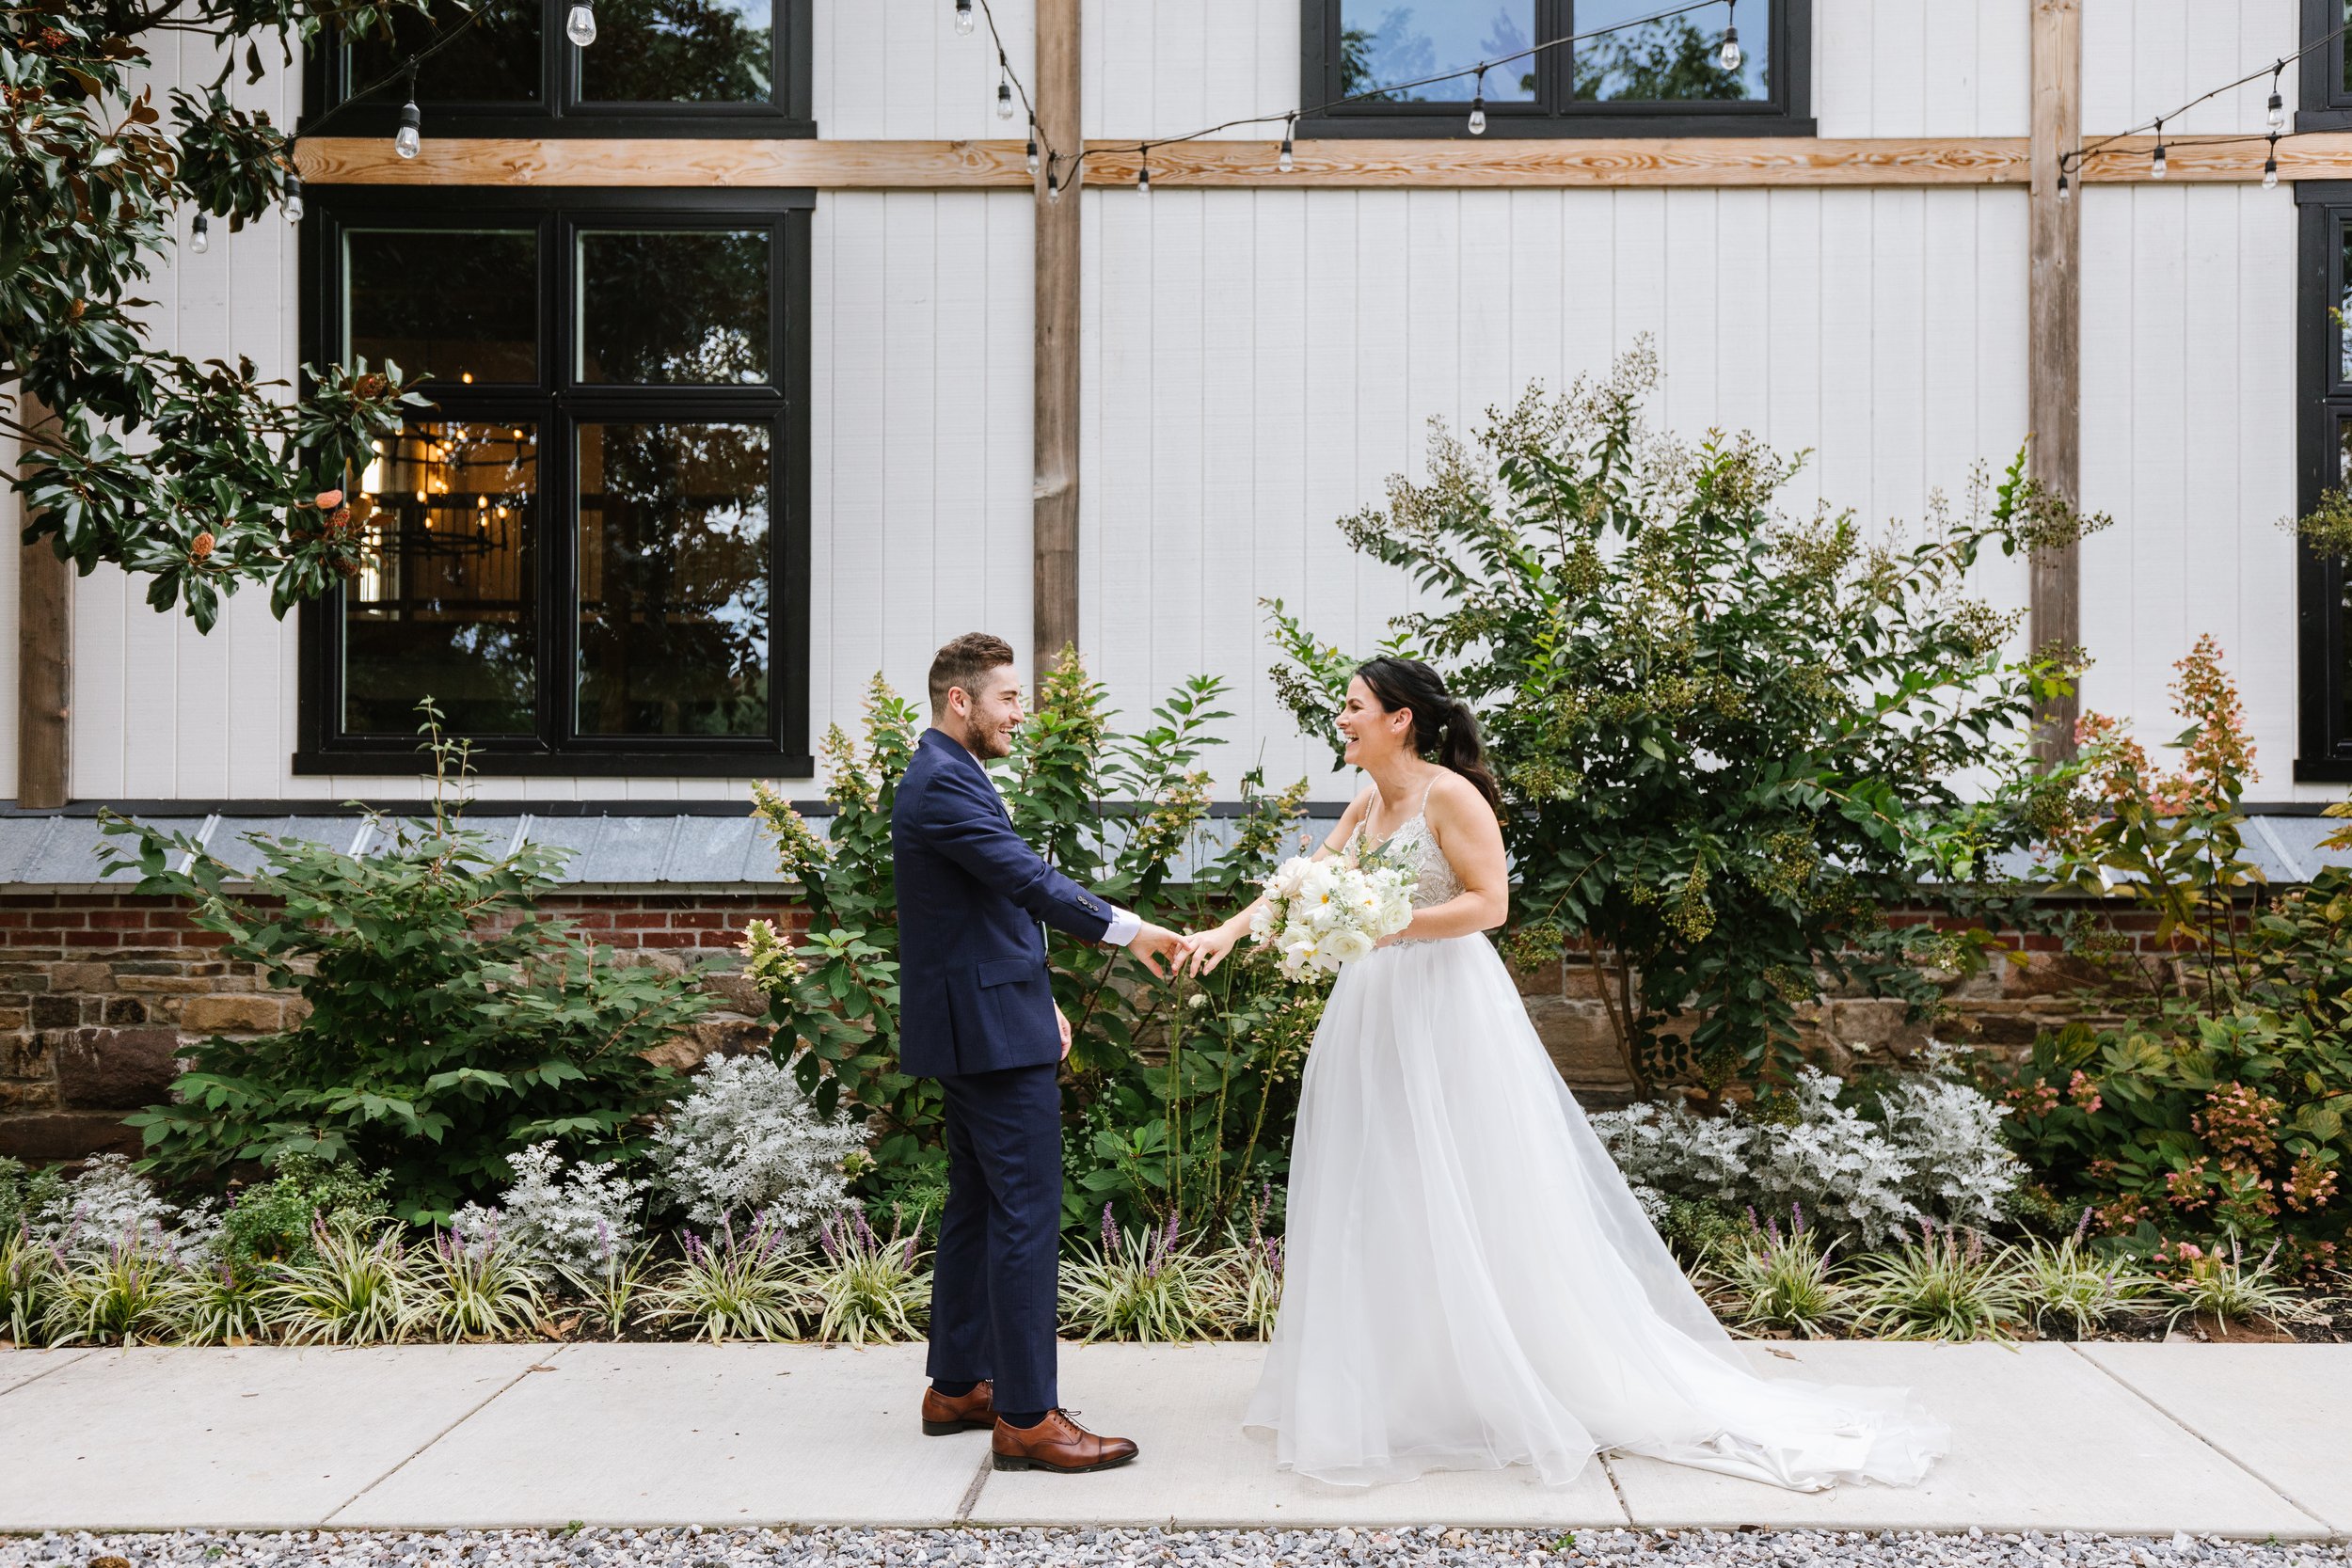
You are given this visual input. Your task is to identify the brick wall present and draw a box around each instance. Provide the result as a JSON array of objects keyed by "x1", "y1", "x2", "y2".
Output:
[
  {"x1": 0, "y1": 891, "x2": 803, "y2": 1163},
  {"x1": 0, "y1": 889, "x2": 2180, "y2": 1163}
]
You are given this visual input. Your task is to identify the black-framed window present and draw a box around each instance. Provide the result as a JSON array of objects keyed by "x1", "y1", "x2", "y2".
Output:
[
  {"x1": 2299, "y1": 0, "x2": 2352, "y2": 132},
  {"x1": 302, "y1": 0, "x2": 812, "y2": 139},
  {"x1": 297, "y1": 186, "x2": 812, "y2": 776},
  {"x1": 1299, "y1": 0, "x2": 1810, "y2": 137},
  {"x1": 2295, "y1": 184, "x2": 2352, "y2": 781}
]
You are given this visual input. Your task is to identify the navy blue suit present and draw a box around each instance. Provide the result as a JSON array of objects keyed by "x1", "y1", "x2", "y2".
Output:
[{"x1": 892, "y1": 727, "x2": 1120, "y2": 1412}]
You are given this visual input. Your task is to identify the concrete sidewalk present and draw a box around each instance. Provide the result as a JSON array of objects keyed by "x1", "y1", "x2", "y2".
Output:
[{"x1": 1, "y1": 1341, "x2": 2344, "y2": 1539}]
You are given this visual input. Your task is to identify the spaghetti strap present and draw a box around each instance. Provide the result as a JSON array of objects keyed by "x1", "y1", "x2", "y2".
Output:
[{"x1": 1417, "y1": 773, "x2": 1438, "y2": 816}]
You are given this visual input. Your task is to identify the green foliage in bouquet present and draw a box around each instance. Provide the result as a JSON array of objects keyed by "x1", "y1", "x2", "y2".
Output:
[
  {"x1": 1994, "y1": 640, "x2": 2352, "y2": 1275},
  {"x1": 103, "y1": 708, "x2": 722, "y2": 1223},
  {"x1": 750, "y1": 652, "x2": 1321, "y2": 1238},
  {"x1": 1266, "y1": 347, "x2": 2099, "y2": 1097}
]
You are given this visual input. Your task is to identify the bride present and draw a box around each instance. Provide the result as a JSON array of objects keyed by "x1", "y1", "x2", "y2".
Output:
[{"x1": 1175, "y1": 657, "x2": 1951, "y2": 1493}]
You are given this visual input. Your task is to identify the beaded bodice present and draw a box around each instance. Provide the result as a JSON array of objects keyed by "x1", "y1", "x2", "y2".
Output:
[{"x1": 1348, "y1": 780, "x2": 1463, "y2": 911}]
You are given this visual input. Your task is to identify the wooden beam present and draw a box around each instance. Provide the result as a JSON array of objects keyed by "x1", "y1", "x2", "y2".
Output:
[
  {"x1": 1033, "y1": 0, "x2": 1080, "y2": 673},
  {"x1": 2029, "y1": 0, "x2": 2081, "y2": 768},
  {"x1": 295, "y1": 133, "x2": 2352, "y2": 189},
  {"x1": 14, "y1": 392, "x2": 69, "y2": 809}
]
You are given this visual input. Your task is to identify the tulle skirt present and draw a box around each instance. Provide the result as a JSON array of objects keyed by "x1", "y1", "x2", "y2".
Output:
[{"x1": 1242, "y1": 932, "x2": 1951, "y2": 1492}]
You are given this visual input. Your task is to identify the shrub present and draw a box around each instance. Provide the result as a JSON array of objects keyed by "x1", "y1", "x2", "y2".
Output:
[
  {"x1": 1592, "y1": 1065, "x2": 2022, "y2": 1246},
  {"x1": 103, "y1": 714, "x2": 720, "y2": 1223},
  {"x1": 0, "y1": 1159, "x2": 66, "y2": 1238},
  {"x1": 1998, "y1": 638, "x2": 2352, "y2": 1276},
  {"x1": 1265, "y1": 350, "x2": 2097, "y2": 1095},
  {"x1": 647, "y1": 1053, "x2": 866, "y2": 1237},
  {"x1": 32, "y1": 1153, "x2": 218, "y2": 1263},
  {"x1": 215, "y1": 1157, "x2": 391, "y2": 1276}
]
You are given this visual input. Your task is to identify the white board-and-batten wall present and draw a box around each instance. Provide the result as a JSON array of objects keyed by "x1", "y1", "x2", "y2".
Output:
[{"x1": 0, "y1": 0, "x2": 2315, "y2": 808}]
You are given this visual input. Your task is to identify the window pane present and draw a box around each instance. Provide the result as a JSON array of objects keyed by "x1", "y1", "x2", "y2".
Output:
[
  {"x1": 577, "y1": 422, "x2": 771, "y2": 736},
  {"x1": 347, "y1": 230, "x2": 538, "y2": 386},
  {"x1": 2342, "y1": 225, "x2": 2352, "y2": 381},
  {"x1": 345, "y1": 422, "x2": 539, "y2": 736},
  {"x1": 1339, "y1": 0, "x2": 1537, "y2": 102},
  {"x1": 1573, "y1": 0, "x2": 1767, "y2": 102},
  {"x1": 579, "y1": 230, "x2": 770, "y2": 385},
  {"x1": 350, "y1": 0, "x2": 539, "y2": 102},
  {"x1": 579, "y1": 0, "x2": 772, "y2": 102}
]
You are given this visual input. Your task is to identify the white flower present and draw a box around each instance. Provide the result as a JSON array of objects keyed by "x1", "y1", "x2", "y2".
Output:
[{"x1": 1320, "y1": 927, "x2": 1375, "y2": 966}]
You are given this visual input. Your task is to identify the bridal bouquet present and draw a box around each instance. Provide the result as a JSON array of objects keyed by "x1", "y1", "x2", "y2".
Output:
[{"x1": 1248, "y1": 855, "x2": 1416, "y2": 977}]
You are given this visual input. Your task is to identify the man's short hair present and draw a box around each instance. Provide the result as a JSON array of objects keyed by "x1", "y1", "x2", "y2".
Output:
[{"x1": 929, "y1": 632, "x2": 1017, "y2": 715}]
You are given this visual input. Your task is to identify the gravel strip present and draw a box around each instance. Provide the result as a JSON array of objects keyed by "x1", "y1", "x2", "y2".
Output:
[{"x1": 4, "y1": 1527, "x2": 2345, "y2": 1568}]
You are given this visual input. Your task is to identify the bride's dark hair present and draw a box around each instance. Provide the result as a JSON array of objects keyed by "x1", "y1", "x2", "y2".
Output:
[{"x1": 1353, "y1": 657, "x2": 1502, "y2": 813}]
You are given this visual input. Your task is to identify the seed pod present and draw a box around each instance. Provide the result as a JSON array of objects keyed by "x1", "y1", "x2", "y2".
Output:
[{"x1": 189, "y1": 531, "x2": 215, "y2": 562}]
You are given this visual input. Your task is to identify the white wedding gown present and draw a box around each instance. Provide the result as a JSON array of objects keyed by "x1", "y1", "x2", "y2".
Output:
[{"x1": 1241, "y1": 793, "x2": 1952, "y2": 1492}]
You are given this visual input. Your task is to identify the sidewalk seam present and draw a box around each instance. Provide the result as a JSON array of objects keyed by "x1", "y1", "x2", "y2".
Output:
[
  {"x1": 954, "y1": 1447, "x2": 993, "y2": 1522},
  {"x1": 0, "y1": 1349, "x2": 93, "y2": 1399},
  {"x1": 2063, "y1": 1343, "x2": 2336, "y2": 1534},
  {"x1": 319, "y1": 1345, "x2": 569, "y2": 1527},
  {"x1": 1599, "y1": 1453, "x2": 1635, "y2": 1527}
]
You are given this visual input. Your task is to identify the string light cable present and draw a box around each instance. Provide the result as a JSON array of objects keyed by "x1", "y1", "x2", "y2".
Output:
[
  {"x1": 2057, "y1": 14, "x2": 2352, "y2": 192},
  {"x1": 962, "y1": 0, "x2": 1745, "y2": 193}
]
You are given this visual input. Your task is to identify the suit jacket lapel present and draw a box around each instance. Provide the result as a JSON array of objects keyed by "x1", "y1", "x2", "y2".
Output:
[{"x1": 924, "y1": 729, "x2": 1013, "y2": 822}]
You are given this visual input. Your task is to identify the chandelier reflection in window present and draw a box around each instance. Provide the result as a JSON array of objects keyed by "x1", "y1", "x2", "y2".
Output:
[{"x1": 351, "y1": 422, "x2": 537, "y2": 619}]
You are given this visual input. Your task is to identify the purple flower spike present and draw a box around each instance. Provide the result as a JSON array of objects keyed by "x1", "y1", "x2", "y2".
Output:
[
  {"x1": 2071, "y1": 1205, "x2": 2092, "y2": 1246},
  {"x1": 1100, "y1": 1203, "x2": 1118, "y2": 1259},
  {"x1": 1790, "y1": 1202, "x2": 1805, "y2": 1236},
  {"x1": 1766, "y1": 1213, "x2": 1782, "y2": 1246}
]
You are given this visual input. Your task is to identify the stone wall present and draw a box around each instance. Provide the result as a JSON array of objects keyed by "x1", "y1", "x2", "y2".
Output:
[
  {"x1": 0, "y1": 891, "x2": 802, "y2": 1162},
  {"x1": 0, "y1": 888, "x2": 2170, "y2": 1162}
]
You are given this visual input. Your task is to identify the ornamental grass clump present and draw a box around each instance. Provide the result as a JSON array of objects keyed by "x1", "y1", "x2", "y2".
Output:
[
  {"x1": 262, "y1": 1219, "x2": 410, "y2": 1345},
  {"x1": 803, "y1": 1208, "x2": 929, "y2": 1346},
  {"x1": 1849, "y1": 1219, "x2": 2026, "y2": 1342},
  {"x1": 166, "y1": 1258, "x2": 276, "y2": 1347},
  {"x1": 1, "y1": 1224, "x2": 58, "y2": 1345},
  {"x1": 1210, "y1": 1217, "x2": 1285, "y2": 1340},
  {"x1": 1060, "y1": 1207, "x2": 1221, "y2": 1343},
  {"x1": 2155, "y1": 1235, "x2": 2315, "y2": 1338},
  {"x1": 1704, "y1": 1205, "x2": 1849, "y2": 1339},
  {"x1": 408, "y1": 1221, "x2": 547, "y2": 1341},
  {"x1": 643, "y1": 1216, "x2": 803, "y2": 1343},
  {"x1": 555, "y1": 1221, "x2": 657, "y2": 1340},
  {"x1": 2013, "y1": 1210, "x2": 2155, "y2": 1338},
  {"x1": 41, "y1": 1227, "x2": 180, "y2": 1346}
]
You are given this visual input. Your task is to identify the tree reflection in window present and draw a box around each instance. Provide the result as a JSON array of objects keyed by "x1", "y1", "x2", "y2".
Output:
[
  {"x1": 345, "y1": 423, "x2": 539, "y2": 736},
  {"x1": 578, "y1": 230, "x2": 769, "y2": 385},
  {"x1": 1340, "y1": 1, "x2": 1536, "y2": 102},
  {"x1": 1571, "y1": 0, "x2": 1764, "y2": 102},
  {"x1": 350, "y1": 0, "x2": 541, "y2": 102},
  {"x1": 580, "y1": 0, "x2": 771, "y2": 102},
  {"x1": 576, "y1": 422, "x2": 771, "y2": 736},
  {"x1": 347, "y1": 229, "x2": 538, "y2": 386}
]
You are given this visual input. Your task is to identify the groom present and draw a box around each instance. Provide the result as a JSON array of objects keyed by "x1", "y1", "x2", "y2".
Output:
[{"x1": 893, "y1": 632, "x2": 1180, "y2": 1474}]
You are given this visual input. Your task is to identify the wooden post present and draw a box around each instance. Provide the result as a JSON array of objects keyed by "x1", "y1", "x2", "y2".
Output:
[
  {"x1": 15, "y1": 392, "x2": 69, "y2": 809},
  {"x1": 2029, "y1": 0, "x2": 2082, "y2": 766},
  {"x1": 1032, "y1": 0, "x2": 1081, "y2": 676}
]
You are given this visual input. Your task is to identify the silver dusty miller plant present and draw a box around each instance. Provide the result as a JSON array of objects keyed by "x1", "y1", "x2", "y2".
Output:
[
  {"x1": 1592, "y1": 1063, "x2": 2023, "y2": 1244},
  {"x1": 648, "y1": 1053, "x2": 866, "y2": 1238},
  {"x1": 33, "y1": 1153, "x2": 220, "y2": 1264},
  {"x1": 449, "y1": 1141, "x2": 650, "y2": 1280}
]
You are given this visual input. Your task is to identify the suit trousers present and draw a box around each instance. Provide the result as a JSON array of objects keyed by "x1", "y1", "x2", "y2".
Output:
[{"x1": 926, "y1": 1061, "x2": 1063, "y2": 1413}]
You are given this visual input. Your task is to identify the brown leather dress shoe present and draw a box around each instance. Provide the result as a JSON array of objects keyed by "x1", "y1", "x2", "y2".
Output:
[
  {"x1": 991, "y1": 1408, "x2": 1139, "y2": 1473},
  {"x1": 920, "y1": 1381, "x2": 995, "y2": 1435}
]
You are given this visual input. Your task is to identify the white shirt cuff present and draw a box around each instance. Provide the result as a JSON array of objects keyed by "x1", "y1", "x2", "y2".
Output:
[{"x1": 1101, "y1": 906, "x2": 1141, "y2": 947}]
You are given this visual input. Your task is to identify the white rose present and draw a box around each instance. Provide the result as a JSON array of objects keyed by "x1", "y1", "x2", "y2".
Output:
[{"x1": 1321, "y1": 927, "x2": 1374, "y2": 967}]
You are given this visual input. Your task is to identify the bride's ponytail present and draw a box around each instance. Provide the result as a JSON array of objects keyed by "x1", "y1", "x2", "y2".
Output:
[{"x1": 1354, "y1": 657, "x2": 1503, "y2": 813}]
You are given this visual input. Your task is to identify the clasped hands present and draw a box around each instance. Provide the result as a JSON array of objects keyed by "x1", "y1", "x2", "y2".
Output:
[{"x1": 1123, "y1": 921, "x2": 1243, "y2": 981}]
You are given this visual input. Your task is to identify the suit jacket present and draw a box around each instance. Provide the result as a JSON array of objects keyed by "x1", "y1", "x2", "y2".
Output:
[{"x1": 891, "y1": 727, "x2": 1118, "y2": 1077}]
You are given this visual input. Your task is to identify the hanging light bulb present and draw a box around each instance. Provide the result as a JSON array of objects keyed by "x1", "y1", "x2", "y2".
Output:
[
  {"x1": 2056, "y1": 169, "x2": 2070, "y2": 203},
  {"x1": 2151, "y1": 141, "x2": 2167, "y2": 179},
  {"x1": 566, "y1": 0, "x2": 596, "y2": 46},
  {"x1": 1719, "y1": 24, "x2": 1741, "y2": 71},
  {"x1": 1468, "y1": 77, "x2": 1487, "y2": 136},
  {"x1": 2268, "y1": 89, "x2": 2286, "y2": 131},
  {"x1": 1046, "y1": 168, "x2": 1061, "y2": 203},
  {"x1": 282, "y1": 171, "x2": 305, "y2": 223},
  {"x1": 1279, "y1": 114, "x2": 1295, "y2": 173},
  {"x1": 954, "y1": 0, "x2": 975, "y2": 34},
  {"x1": 1137, "y1": 148, "x2": 1152, "y2": 196},
  {"x1": 190, "y1": 214, "x2": 211, "y2": 254},
  {"x1": 997, "y1": 65, "x2": 1014, "y2": 119},
  {"x1": 394, "y1": 96, "x2": 422, "y2": 159},
  {"x1": 1025, "y1": 131, "x2": 1040, "y2": 175},
  {"x1": 2265, "y1": 134, "x2": 2280, "y2": 191}
]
